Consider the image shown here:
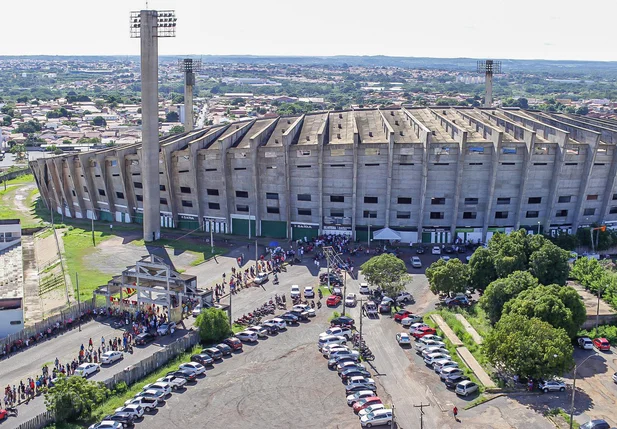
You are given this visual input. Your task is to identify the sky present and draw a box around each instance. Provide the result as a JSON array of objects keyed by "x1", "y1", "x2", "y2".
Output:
[{"x1": 2, "y1": 0, "x2": 617, "y2": 61}]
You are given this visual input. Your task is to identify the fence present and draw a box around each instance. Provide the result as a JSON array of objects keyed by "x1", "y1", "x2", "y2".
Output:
[
  {"x1": 14, "y1": 331, "x2": 200, "y2": 429},
  {"x1": 0, "y1": 167, "x2": 31, "y2": 182},
  {"x1": 0, "y1": 298, "x2": 96, "y2": 354}
]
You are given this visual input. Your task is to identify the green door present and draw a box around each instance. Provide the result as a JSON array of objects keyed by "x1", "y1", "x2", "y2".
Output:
[
  {"x1": 99, "y1": 211, "x2": 113, "y2": 222},
  {"x1": 232, "y1": 218, "x2": 256, "y2": 236},
  {"x1": 134, "y1": 212, "x2": 143, "y2": 224},
  {"x1": 261, "y1": 220, "x2": 287, "y2": 238},
  {"x1": 292, "y1": 226, "x2": 319, "y2": 241},
  {"x1": 422, "y1": 232, "x2": 432, "y2": 243},
  {"x1": 356, "y1": 229, "x2": 369, "y2": 244},
  {"x1": 178, "y1": 219, "x2": 200, "y2": 230}
]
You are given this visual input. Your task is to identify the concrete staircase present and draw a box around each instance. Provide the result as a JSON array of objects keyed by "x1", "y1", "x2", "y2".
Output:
[{"x1": 21, "y1": 236, "x2": 43, "y2": 324}]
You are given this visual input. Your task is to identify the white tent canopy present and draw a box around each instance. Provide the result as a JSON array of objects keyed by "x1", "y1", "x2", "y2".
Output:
[{"x1": 372, "y1": 227, "x2": 402, "y2": 241}]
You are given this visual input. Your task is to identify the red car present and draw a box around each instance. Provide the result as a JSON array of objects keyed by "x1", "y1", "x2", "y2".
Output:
[
  {"x1": 352, "y1": 396, "x2": 382, "y2": 413},
  {"x1": 411, "y1": 326, "x2": 437, "y2": 339},
  {"x1": 0, "y1": 409, "x2": 7, "y2": 420},
  {"x1": 223, "y1": 337, "x2": 243, "y2": 351},
  {"x1": 326, "y1": 295, "x2": 342, "y2": 306},
  {"x1": 593, "y1": 337, "x2": 611, "y2": 351},
  {"x1": 394, "y1": 310, "x2": 413, "y2": 322}
]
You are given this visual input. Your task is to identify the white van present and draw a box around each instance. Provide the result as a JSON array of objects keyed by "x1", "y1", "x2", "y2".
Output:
[
  {"x1": 318, "y1": 335, "x2": 346, "y2": 351},
  {"x1": 455, "y1": 380, "x2": 479, "y2": 396},
  {"x1": 360, "y1": 408, "x2": 392, "y2": 427}
]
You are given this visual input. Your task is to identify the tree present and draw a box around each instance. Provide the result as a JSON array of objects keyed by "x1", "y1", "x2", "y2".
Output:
[
  {"x1": 425, "y1": 258, "x2": 469, "y2": 295},
  {"x1": 360, "y1": 254, "x2": 410, "y2": 297},
  {"x1": 169, "y1": 125, "x2": 185, "y2": 135},
  {"x1": 166, "y1": 111, "x2": 180, "y2": 122},
  {"x1": 502, "y1": 285, "x2": 586, "y2": 338},
  {"x1": 195, "y1": 308, "x2": 232, "y2": 344},
  {"x1": 44, "y1": 375, "x2": 109, "y2": 423},
  {"x1": 468, "y1": 247, "x2": 497, "y2": 291},
  {"x1": 479, "y1": 270, "x2": 538, "y2": 324},
  {"x1": 484, "y1": 314, "x2": 574, "y2": 380},
  {"x1": 92, "y1": 116, "x2": 107, "y2": 127},
  {"x1": 15, "y1": 120, "x2": 42, "y2": 134},
  {"x1": 576, "y1": 106, "x2": 589, "y2": 115},
  {"x1": 570, "y1": 257, "x2": 604, "y2": 289},
  {"x1": 529, "y1": 242, "x2": 570, "y2": 286},
  {"x1": 9, "y1": 144, "x2": 26, "y2": 154}
]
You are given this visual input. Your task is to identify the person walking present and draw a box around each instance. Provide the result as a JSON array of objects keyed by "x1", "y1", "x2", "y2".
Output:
[{"x1": 453, "y1": 406, "x2": 459, "y2": 422}]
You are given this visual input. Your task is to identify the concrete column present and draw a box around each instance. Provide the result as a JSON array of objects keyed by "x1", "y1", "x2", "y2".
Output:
[
  {"x1": 184, "y1": 73, "x2": 194, "y2": 131},
  {"x1": 514, "y1": 132, "x2": 536, "y2": 229},
  {"x1": 116, "y1": 151, "x2": 136, "y2": 222},
  {"x1": 140, "y1": 10, "x2": 160, "y2": 242},
  {"x1": 544, "y1": 136, "x2": 568, "y2": 232},
  {"x1": 600, "y1": 143, "x2": 617, "y2": 224},
  {"x1": 573, "y1": 137, "x2": 600, "y2": 230},
  {"x1": 484, "y1": 73, "x2": 493, "y2": 108},
  {"x1": 482, "y1": 132, "x2": 503, "y2": 242},
  {"x1": 450, "y1": 132, "x2": 468, "y2": 241}
]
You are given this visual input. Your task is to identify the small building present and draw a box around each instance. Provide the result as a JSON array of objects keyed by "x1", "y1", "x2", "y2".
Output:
[{"x1": 0, "y1": 219, "x2": 23, "y2": 338}]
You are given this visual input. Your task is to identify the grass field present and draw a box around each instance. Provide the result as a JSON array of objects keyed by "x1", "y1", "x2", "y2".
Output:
[{"x1": 0, "y1": 174, "x2": 42, "y2": 227}]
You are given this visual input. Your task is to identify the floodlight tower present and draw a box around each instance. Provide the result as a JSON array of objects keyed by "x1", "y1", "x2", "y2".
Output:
[
  {"x1": 477, "y1": 60, "x2": 501, "y2": 108},
  {"x1": 130, "y1": 9, "x2": 177, "y2": 242},
  {"x1": 178, "y1": 59, "x2": 201, "y2": 131}
]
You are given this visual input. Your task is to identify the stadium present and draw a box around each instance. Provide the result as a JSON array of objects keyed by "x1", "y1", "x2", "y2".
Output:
[{"x1": 29, "y1": 106, "x2": 617, "y2": 244}]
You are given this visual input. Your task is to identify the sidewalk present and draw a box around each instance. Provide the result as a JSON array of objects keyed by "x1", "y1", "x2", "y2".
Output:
[
  {"x1": 455, "y1": 314, "x2": 483, "y2": 344},
  {"x1": 430, "y1": 314, "x2": 463, "y2": 346}
]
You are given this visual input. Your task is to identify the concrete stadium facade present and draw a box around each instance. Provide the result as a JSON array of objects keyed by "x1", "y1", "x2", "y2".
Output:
[{"x1": 30, "y1": 107, "x2": 617, "y2": 244}]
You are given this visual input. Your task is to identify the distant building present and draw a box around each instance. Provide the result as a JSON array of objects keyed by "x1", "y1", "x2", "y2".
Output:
[{"x1": 0, "y1": 219, "x2": 23, "y2": 338}]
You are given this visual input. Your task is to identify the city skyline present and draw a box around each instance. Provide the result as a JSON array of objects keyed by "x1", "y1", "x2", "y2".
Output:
[{"x1": 3, "y1": 0, "x2": 617, "y2": 61}]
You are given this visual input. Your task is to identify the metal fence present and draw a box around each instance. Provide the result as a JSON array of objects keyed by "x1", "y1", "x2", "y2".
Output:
[
  {"x1": 1, "y1": 298, "x2": 96, "y2": 354},
  {"x1": 15, "y1": 410, "x2": 54, "y2": 429}
]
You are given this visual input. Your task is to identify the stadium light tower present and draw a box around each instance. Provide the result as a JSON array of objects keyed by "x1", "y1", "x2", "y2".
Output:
[
  {"x1": 178, "y1": 58, "x2": 201, "y2": 131},
  {"x1": 477, "y1": 60, "x2": 501, "y2": 108},
  {"x1": 130, "y1": 9, "x2": 177, "y2": 242}
]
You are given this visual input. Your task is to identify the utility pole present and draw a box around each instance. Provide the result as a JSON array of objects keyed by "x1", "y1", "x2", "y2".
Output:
[
  {"x1": 414, "y1": 402, "x2": 430, "y2": 429},
  {"x1": 596, "y1": 285, "x2": 603, "y2": 330},
  {"x1": 76, "y1": 273, "x2": 82, "y2": 332},
  {"x1": 228, "y1": 291, "x2": 232, "y2": 327},
  {"x1": 390, "y1": 403, "x2": 395, "y2": 429},
  {"x1": 570, "y1": 355, "x2": 596, "y2": 429},
  {"x1": 368, "y1": 223, "x2": 371, "y2": 249},
  {"x1": 255, "y1": 238, "x2": 258, "y2": 273},
  {"x1": 91, "y1": 215, "x2": 95, "y2": 247},
  {"x1": 342, "y1": 270, "x2": 347, "y2": 316},
  {"x1": 248, "y1": 207, "x2": 251, "y2": 240},
  {"x1": 357, "y1": 298, "x2": 366, "y2": 350},
  {"x1": 210, "y1": 220, "x2": 214, "y2": 254}
]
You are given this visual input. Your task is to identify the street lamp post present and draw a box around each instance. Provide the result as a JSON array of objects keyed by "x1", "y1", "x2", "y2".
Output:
[
  {"x1": 569, "y1": 355, "x2": 597, "y2": 429},
  {"x1": 537, "y1": 221, "x2": 541, "y2": 235}
]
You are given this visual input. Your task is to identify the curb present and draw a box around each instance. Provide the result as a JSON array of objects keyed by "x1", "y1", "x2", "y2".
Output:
[{"x1": 463, "y1": 393, "x2": 504, "y2": 410}]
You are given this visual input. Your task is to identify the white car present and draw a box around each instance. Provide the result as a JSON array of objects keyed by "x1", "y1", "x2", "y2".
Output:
[
  {"x1": 245, "y1": 325, "x2": 269, "y2": 338},
  {"x1": 270, "y1": 318, "x2": 287, "y2": 330},
  {"x1": 347, "y1": 376, "x2": 376, "y2": 388},
  {"x1": 436, "y1": 361, "x2": 460, "y2": 375},
  {"x1": 409, "y1": 322, "x2": 429, "y2": 331},
  {"x1": 338, "y1": 361, "x2": 365, "y2": 373},
  {"x1": 254, "y1": 272, "x2": 268, "y2": 285},
  {"x1": 415, "y1": 339, "x2": 446, "y2": 352},
  {"x1": 124, "y1": 396, "x2": 159, "y2": 411},
  {"x1": 345, "y1": 293, "x2": 357, "y2": 307},
  {"x1": 432, "y1": 246, "x2": 442, "y2": 255},
  {"x1": 157, "y1": 322, "x2": 176, "y2": 336},
  {"x1": 88, "y1": 421, "x2": 122, "y2": 429},
  {"x1": 455, "y1": 380, "x2": 479, "y2": 396},
  {"x1": 538, "y1": 380, "x2": 567, "y2": 393},
  {"x1": 422, "y1": 346, "x2": 450, "y2": 358},
  {"x1": 114, "y1": 404, "x2": 144, "y2": 419},
  {"x1": 101, "y1": 351, "x2": 123, "y2": 365},
  {"x1": 360, "y1": 408, "x2": 392, "y2": 427},
  {"x1": 304, "y1": 286, "x2": 315, "y2": 298},
  {"x1": 424, "y1": 353, "x2": 452, "y2": 366},
  {"x1": 157, "y1": 375, "x2": 187, "y2": 390},
  {"x1": 74, "y1": 363, "x2": 100, "y2": 378},
  {"x1": 401, "y1": 315, "x2": 424, "y2": 327},
  {"x1": 142, "y1": 382, "x2": 172, "y2": 396},
  {"x1": 192, "y1": 305, "x2": 203, "y2": 317},
  {"x1": 411, "y1": 256, "x2": 422, "y2": 268},
  {"x1": 318, "y1": 335, "x2": 347, "y2": 351},
  {"x1": 359, "y1": 283, "x2": 370, "y2": 294},
  {"x1": 322, "y1": 344, "x2": 348, "y2": 357},
  {"x1": 290, "y1": 285, "x2": 301, "y2": 298},
  {"x1": 347, "y1": 389, "x2": 376, "y2": 406},
  {"x1": 578, "y1": 337, "x2": 593, "y2": 350},
  {"x1": 329, "y1": 349, "x2": 360, "y2": 360},
  {"x1": 396, "y1": 291, "x2": 413, "y2": 303},
  {"x1": 358, "y1": 403, "x2": 386, "y2": 418},
  {"x1": 421, "y1": 334, "x2": 443, "y2": 342},
  {"x1": 396, "y1": 332, "x2": 412, "y2": 345},
  {"x1": 440, "y1": 366, "x2": 464, "y2": 380},
  {"x1": 179, "y1": 362, "x2": 205, "y2": 375},
  {"x1": 292, "y1": 304, "x2": 316, "y2": 317},
  {"x1": 236, "y1": 331, "x2": 258, "y2": 342},
  {"x1": 138, "y1": 389, "x2": 166, "y2": 401},
  {"x1": 440, "y1": 256, "x2": 451, "y2": 262},
  {"x1": 320, "y1": 327, "x2": 352, "y2": 340}
]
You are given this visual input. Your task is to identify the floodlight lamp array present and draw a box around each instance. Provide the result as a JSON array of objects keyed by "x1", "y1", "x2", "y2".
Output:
[
  {"x1": 129, "y1": 10, "x2": 177, "y2": 38},
  {"x1": 178, "y1": 58, "x2": 202, "y2": 73},
  {"x1": 477, "y1": 60, "x2": 502, "y2": 75}
]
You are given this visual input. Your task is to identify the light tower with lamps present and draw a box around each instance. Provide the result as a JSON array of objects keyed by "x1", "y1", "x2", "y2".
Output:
[
  {"x1": 477, "y1": 60, "x2": 502, "y2": 108},
  {"x1": 178, "y1": 58, "x2": 201, "y2": 131},
  {"x1": 130, "y1": 9, "x2": 177, "y2": 242}
]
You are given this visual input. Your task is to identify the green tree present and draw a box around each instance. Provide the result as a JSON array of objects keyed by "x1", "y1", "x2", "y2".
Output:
[
  {"x1": 92, "y1": 116, "x2": 107, "y2": 126},
  {"x1": 195, "y1": 308, "x2": 232, "y2": 343},
  {"x1": 360, "y1": 254, "x2": 410, "y2": 297},
  {"x1": 502, "y1": 285, "x2": 586, "y2": 338},
  {"x1": 15, "y1": 120, "x2": 42, "y2": 134},
  {"x1": 529, "y1": 242, "x2": 570, "y2": 286},
  {"x1": 9, "y1": 144, "x2": 26, "y2": 154},
  {"x1": 570, "y1": 257, "x2": 604, "y2": 289},
  {"x1": 44, "y1": 375, "x2": 109, "y2": 423},
  {"x1": 480, "y1": 270, "x2": 539, "y2": 324},
  {"x1": 169, "y1": 125, "x2": 185, "y2": 135},
  {"x1": 1, "y1": 115, "x2": 11, "y2": 126},
  {"x1": 468, "y1": 247, "x2": 497, "y2": 291},
  {"x1": 484, "y1": 314, "x2": 574, "y2": 380},
  {"x1": 166, "y1": 111, "x2": 180, "y2": 122},
  {"x1": 425, "y1": 258, "x2": 469, "y2": 295}
]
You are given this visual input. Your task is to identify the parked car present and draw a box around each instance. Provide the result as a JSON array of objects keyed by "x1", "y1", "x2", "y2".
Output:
[
  {"x1": 136, "y1": 389, "x2": 166, "y2": 401},
  {"x1": 156, "y1": 375, "x2": 187, "y2": 390},
  {"x1": 378, "y1": 301, "x2": 391, "y2": 313},
  {"x1": 416, "y1": 246, "x2": 426, "y2": 254},
  {"x1": 432, "y1": 246, "x2": 442, "y2": 255},
  {"x1": 337, "y1": 361, "x2": 365, "y2": 374},
  {"x1": 215, "y1": 343, "x2": 233, "y2": 356},
  {"x1": 320, "y1": 326, "x2": 352, "y2": 339},
  {"x1": 396, "y1": 332, "x2": 412, "y2": 346},
  {"x1": 345, "y1": 293, "x2": 357, "y2": 307},
  {"x1": 253, "y1": 272, "x2": 268, "y2": 285},
  {"x1": 114, "y1": 404, "x2": 144, "y2": 419},
  {"x1": 191, "y1": 304, "x2": 203, "y2": 317},
  {"x1": 578, "y1": 337, "x2": 594, "y2": 350},
  {"x1": 279, "y1": 312, "x2": 299, "y2": 324},
  {"x1": 290, "y1": 285, "x2": 301, "y2": 298},
  {"x1": 222, "y1": 337, "x2": 243, "y2": 350},
  {"x1": 88, "y1": 421, "x2": 123, "y2": 429},
  {"x1": 396, "y1": 291, "x2": 413, "y2": 304},
  {"x1": 445, "y1": 374, "x2": 470, "y2": 389},
  {"x1": 359, "y1": 283, "x2": 370, "y2": 294},
  {"x1": 235, "y1": 331, "x2": 258, "y2": 343},
  {"x1": 102, "y1": 413, "x2": 135, "y2": 428},
  {"x1": 179, "y1": 362, "x2": 206, "y2": 375},
  {"x1": 101, "y1": 351, "x2": 124, "y2": 365},
  {"x1": 166, "y1": 369, "x2": 197, "y2": 382},
  {"x1": 593, "y1": 337, "x2": 611, "y2": 351},
  {"x1": 412, "y1": 326, "x2": 437, "y2": 339},
  {"x1": 134, "y1": 333, "x2": 156, "y2": 345},
  {"x1": 341, "y1": 368, "x2": 372, "y2": 383},
  {"x1": 331, "y1": 316, "x2": 355, "y2": 328},
  {"x1": 157, "y1": 322, "x2": 176, "y2": 336},
  {"x1": 346, "y1": 383, "x2": 376, "y2": 394},
  {"x1": 401, "y1": 315, "x2": 424, "y2": 326},
  {"x1": 326, "y1": 295, "x2": 342, "y2": 306},
  {"x1": 318, "y1": 335, "x2": 347, "y2": 351},
  {"x1": 304, "y1": 286, "x2": 315, "y2": 298},
  {"x1": 292, "y1": 303, "x2": 316, "y2": 317},
  {"x1": 353, "y1": 396, "x2": 382, "y2": 414},
  {"x1": 245, "y1": 325, "x2": 269, "y2": 338},
  {"x1": 360, "y1": 408, "x2": 392, "y2": 427},
  {"x1": 613, "y1": 372, "x2": 617, "y2": 383},
  {"x1": 364, "y1": 301, "x2": 379, "y2": 316},
  {"x1": 74, "y1": 363, "x2": 100, "y2": 378},
  {"x1": 444, "y1": 246, "x2": 454, "y2": 254},
  {"x1": 440, "y1": 256, "x2": 451, "y2": 262},
  {"x1": 411, "y1": 256, "x2": 422, "y2": 268},
  {"x1": 262, "y1": 320, "x2": 283, "y2": 332},
  {"x1": 394, "y1": 310, "x2": 413, "y2": 322},
  {"x1": 455, "y1": 380, "x2": 479, "y2": 396},
  {"x1": 539, "y1": 380, "x2": 566, "y2": 393},
  {"x1": 141, "y1": 382, "x2": 171, "y2": 397},
  {"x1": 191, "y1": 354, "x2": 214, "y2": 366},
  {"x1": 269, "y1": 318, "x2": 288, "y2": 330},
  {"x1": 347, "y1": 389, "x2": 377, "y2": 406},
  {"x1": 444, "y1": 296, "x2": 471, "y2": 307},
  {"x1": 435, "y1": 360, "x2": 459, "y2": 374},
  {"x1": 421, "y1": 334, "x2": 443, "y2": 342},
  {"x1": 580, "y1": 419, "x2": 611, "y2": 429},
  {"x1": 415, "y1": 339, "x2": 446, "y2": 352},
  {"x1": 409, "y1": 322, "x2": 429, "y2": 331},
  {"x1": 201, "y1": 347, "x2": 223, "y2": 360},
  {"x1": 329, "y1": 348, "x2": 360, "y2": 360},
  {"x1": 329, "y1": 355, "x2": 360, "y2": 369},
  {"x1": 424, "y1": 352, "x2": 452, "y2": 367},
  {"x1": 422, "y1": 346, "x2": 450, "y2": 358},
  {"x1": 439, "y1": 366, "x2": 463, "y2": 380},
  {"x1": 332, "y1": 286, "x2": 343, "y2": 297},
  {"x1": 124, "y1": 396, "x2": 159, "y2": 412}
]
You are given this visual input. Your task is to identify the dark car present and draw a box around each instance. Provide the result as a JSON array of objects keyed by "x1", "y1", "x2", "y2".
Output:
[
  {"x1": 444, "y1": 246, "x2": 454, "y2": 254},
  {"x1": 191, "y1": 353, "x2": 214, "y2": 366},
  {"x1": 331, "y1": 316, "x2": 355, "y2": 328},
  {"x1": 279, "y1": 313, "x2": 299, "y2": 324},
  {"x1": 378, "y1": 301, "x2": 391, "y2": 314},
  {"x1": 444, "y1": 375, "x2": 470, "y2": 389},
  {"x1": 166, "y1": 369, "x2": 197, "y2": 382},
  {"x1": 416, "y1": 246, "x2": 426, "y2": 254},
  {"x1": 457, "y1": 246, "x2": 467, "y2": 254},
  {"x1": 134, "y1": 332, "x2": 156, "y2": 345},
  {"x1": 340, "y1": 369, "x2": 371, "y2": 382},
  {"x1": 261, "y1": 321, "x2": 280, "y2": 334},
  {"x1": 580, "y1": 420, "x2": 611, "y2": 429},
  {"x1": 445, "y1": 296, "x2": 471, "y2": 307},
  {"x1": 328, "y1": 355, "x2": 359, "y2": 369},
  {"x1": 104, "y1": 413, "x2": 135, "y2": 427},
  {"x1": 223, "y1": 337, "x2": 243, "y2": 351},
  {"x1": 215, "y1": 343, "x2": 233, "y2": 356},
  {"x1": 202, "y1": 347, "x2": 223, "y2": 360},
  {"x1": 289, "y1": 310, "x2": 309, "y2": 321}
]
